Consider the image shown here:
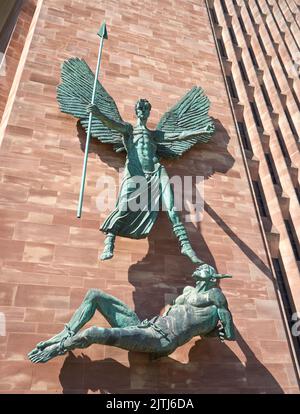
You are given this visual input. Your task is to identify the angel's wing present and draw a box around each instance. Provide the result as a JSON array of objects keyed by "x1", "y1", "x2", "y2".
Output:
[
  {"x1": 156, "y1": 86, "x2": 215, "y2": 158},
  {"x1": 57, "y1": 57, "x2": 125, "y2": 152}
]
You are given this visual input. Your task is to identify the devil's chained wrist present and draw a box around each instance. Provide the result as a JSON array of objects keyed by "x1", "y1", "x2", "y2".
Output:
[
  {"x1": 58, "y1": 324, "x2": 75, "y2": 354},
  {"x1": 58, "y1": 338, "x2": 68, "y2": 355},
  {"x1": 65, "y1": 323, "x2": 75, "y2": 338}
]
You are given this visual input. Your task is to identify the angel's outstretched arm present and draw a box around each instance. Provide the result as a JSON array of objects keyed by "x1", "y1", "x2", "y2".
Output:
[
  {"x1": 163, "y1": 123, "x2": 214, "y2": 142},
  {"x1": 87, "y1": 104, "x2": 131, "y2": 135}
]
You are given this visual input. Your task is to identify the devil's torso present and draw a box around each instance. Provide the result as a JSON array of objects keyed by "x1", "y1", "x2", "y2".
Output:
[{"x1": 139, "y1": 286, "x2": 225, "y2": 349}]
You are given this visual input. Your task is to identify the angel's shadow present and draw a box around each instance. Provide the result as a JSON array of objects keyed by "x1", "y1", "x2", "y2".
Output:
[
  {"x1": 59, "y1": 329, "x2": 283, "y2": 393},
  {"x1": 77, "y1": 117, "x2": 234, "y2": 319}
]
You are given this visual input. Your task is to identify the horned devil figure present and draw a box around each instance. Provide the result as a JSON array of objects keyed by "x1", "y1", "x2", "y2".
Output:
[
  {"x1": 57, "y1": 58, "x2": 215, "y2": 263},
  {"x1": 28, "y1": 265, "x2": 235, "y2": 363}
]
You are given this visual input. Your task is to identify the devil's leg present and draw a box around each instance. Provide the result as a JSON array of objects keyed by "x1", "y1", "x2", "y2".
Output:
[
  {"x1": 28, "y1": 289, "x2": 140, "y2": 357},
  {"x1": 29, "y1": 326, "x2": 173, "y2": 363}
]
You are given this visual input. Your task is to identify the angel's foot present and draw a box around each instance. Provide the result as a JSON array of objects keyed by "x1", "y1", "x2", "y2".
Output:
[
  {"x1": 181, "y1": 244, "x2": 203, "y2": 264},
  {"x1": 100, "y1": 234, "x2": 115, "y2": 261},
  {"x1": 100, "y1": 245, "x2": 114, "y2": 260},
  {"x1": 28, "y1": 343, "x2": 65, "y2": 364}
]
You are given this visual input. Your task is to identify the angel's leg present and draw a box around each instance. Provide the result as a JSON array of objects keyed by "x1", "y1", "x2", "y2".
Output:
[
  {"x1": 100, "y1": 233, "x2": 116, "y2": 260},
  {"x1": 160, "y1": 168, "x2": 203, "y2": 264},
  {"x1": 28, "y1": 289, "x2": 140, "y2": 357}
]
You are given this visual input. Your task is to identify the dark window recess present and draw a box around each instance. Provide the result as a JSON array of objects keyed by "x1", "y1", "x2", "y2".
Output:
[
  {"x1": 252, "y1": 180, "x2": 268, "y2": 217},
  {"x1": 250, "y1": 101, "x2": 263, "y2": 128},
  {"x1": 238, "y1": 16, "x2": 247, "y2": 33},
  {"x1": 0, "y1": 0, "x2": 23, "y2": 60},
  {"x1": 276, "y1": 45, "x2": 294, "y2": 83},
  {"x1": 261, "y1": 83, "x2": 273, "y2": 111},
  {"x1": 275, "y1": 129, "x2": 291, "y2": 165},
  {"x1": 284, "y1": 219, "x2": 300, "y2": 261},
  {"x1": 257, "y1": 34, "x2": 267, "y2": 54},
  {"x1": 265, "y1": 152, "x2": 279, "y2": 185},
  {"x1": 220, "y1": 0, "x2": 228, "y2": 14},
  {"x1": 291, "y1": 89, "x2": 300, "y2": 112},
  {"x1": 245, "y1": 3, "x2": 255, "y2": 24},
  {"x1": 265, "y1": 24, "x2": 275, "y2": 44},
  {"x1": 210, "y1": 8, "x2": 219, "y2": 25},
  {"x1": 295, "y1": 186, "x2": 300, "y2": 204},
  {"x1": 273, "y1": 257, "x2": 300, "y2": 364},
  {"x1": 228, "y1": 27, "x2": 238, "y2": 45},
  {"x1": 254, "y1": 0, "x2": 264, "y2": 16},
  {"x1": 226, "y1": 75, "x2": 238, "y2": 99},
  {"x1": 248, "y1": 46, "x2": 259, "y2": 68},
  {"x1": 269, "y1": 67, "x2": 281, "y2": 91},
  {"x1": 217, "y1": 38, "x2": 228, "y2": 59},
  {"x1": 238, "y1": 59, "x2": 249, "y2": 83},
  {"x1": 285, "y1": 108, "x2": 298, "y2": 136},
  {"x1": 238, "y1": 121, "x2": 252, "y2": 151}
]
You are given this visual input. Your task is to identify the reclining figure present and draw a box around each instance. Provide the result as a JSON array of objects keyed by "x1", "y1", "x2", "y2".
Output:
[{"x1": 28, "y1": 264, "x2": 235, "y2": 363}]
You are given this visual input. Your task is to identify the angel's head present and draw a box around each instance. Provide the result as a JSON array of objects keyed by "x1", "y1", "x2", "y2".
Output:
[{"x1": 135, "y1": 99, "x2": 151, "y2": 122}]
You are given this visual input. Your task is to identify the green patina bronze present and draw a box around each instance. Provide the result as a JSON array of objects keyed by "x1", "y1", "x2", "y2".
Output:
[
  {"x1": 57, "y1": 53, "x2": 215, "y2": 263},
  {"x1": 28, "y1": 264, "x2": 235, "y2": 363}
]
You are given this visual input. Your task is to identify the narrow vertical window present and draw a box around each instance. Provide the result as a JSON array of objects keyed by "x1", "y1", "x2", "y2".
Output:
[
  {"x1": 228, "y1": 27, "x2": 238, "y2": 45},
  {"x1": 238, "y1": 121, "x2": 252, "y2": 151},
  {"x1": 261, "y1": 83, "x2": 273, "y2": 111},
  {"x1": 217, "y1": 38, "x2": 228, "y2": 59},
  {"x1": 220, "y1": 0, "x2": 228, "y2": 14},
  {"x1": 248, "y1": 46, "x2": 259, "y2": 68},
  {"x1": 265, "y1": 153, "x2": 279, "y2": 185},
  {"x1": 226, "y1": 75, "x2": 238, "y2": 99},
  {"x1": 252, "y1": 180, "x2": 268, "y2": 217},
  {"x1": 238, "y1": 59, "x2": 249, "y2": 83},
  {"x1": 250, "y1": 101, "x2": 263, "y2": 128},
  {"x1": 284, "y1": 219, "x2": 300, "y2": 261},
  {"x1": 0, "y1": 0, "x2": 23, "y2": 65}
]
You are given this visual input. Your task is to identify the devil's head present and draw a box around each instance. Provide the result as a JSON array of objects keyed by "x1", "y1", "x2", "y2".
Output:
[{"x1": 192, "y1": 264, "x2": 232, "y2": 290}]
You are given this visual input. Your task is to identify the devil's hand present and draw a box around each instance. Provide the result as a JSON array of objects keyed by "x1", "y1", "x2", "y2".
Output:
[{"x1": 218, "y1": 323, "x2": 226, "y2": 342}]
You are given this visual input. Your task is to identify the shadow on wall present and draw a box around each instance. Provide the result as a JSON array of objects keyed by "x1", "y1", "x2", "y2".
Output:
[
  {"x1": 57, "y1": 118, "x2": 284, "y2": 393},
  {"x1": 59, "y1": 329, "x2": 283, "y2": 394},
  {"x1": 76, "y1": 117, "x2": 235, "y2": 318}
]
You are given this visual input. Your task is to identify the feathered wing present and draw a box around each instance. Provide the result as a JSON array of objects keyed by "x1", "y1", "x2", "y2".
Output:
[
  {"x1": 57, "y1": 57, "x2": 125, "y2": 152},
  {"x1": 156, "y1": 86, "x2": 215, "y2": 158}
]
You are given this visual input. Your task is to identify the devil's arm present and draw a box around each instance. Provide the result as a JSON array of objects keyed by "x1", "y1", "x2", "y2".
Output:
[
  {"x1": 212, "y1": 290, "x2": 235, "y2": 340},
  {"x1": 88, "y1": 104, "x2": 132, "y2": 135},
  {"x1": 217, "y1": 307, "x2": 235, "y2": 340}
]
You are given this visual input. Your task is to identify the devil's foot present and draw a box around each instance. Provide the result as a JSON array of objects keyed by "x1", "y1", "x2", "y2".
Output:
[
  {"x1": 28, "y1": 343, "x2": 66, "y2": 363},
  {"x1": 32, "y1": 329, "x2": 69, "y2": 352},
  {"x1": 181, "y1": 245, "x2": 203, "y2": 264}
]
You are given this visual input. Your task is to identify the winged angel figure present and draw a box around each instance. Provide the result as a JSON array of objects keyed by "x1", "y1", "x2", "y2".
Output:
[{"x1": 57, "y1": 58, "x2": 215, "y2": 263}]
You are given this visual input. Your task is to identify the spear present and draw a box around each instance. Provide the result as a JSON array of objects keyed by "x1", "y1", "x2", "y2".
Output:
[{"x1": 77, "y1": 21, "x2": 108, "y2": 218}]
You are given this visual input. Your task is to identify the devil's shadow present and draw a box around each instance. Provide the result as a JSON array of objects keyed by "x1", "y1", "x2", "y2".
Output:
[{"x1": 59, "y1": 329, "x2": 283, "y2": 394}]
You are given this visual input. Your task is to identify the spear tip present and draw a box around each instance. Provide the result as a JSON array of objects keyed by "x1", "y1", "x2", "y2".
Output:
[{"x1": 98, "y1": 21, "x2": 108, "y2": 39}]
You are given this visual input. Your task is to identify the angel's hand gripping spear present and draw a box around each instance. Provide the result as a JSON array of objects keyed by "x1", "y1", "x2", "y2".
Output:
[{"x1": 57, "y1": 47, "x2": 215, "y2": 263}]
